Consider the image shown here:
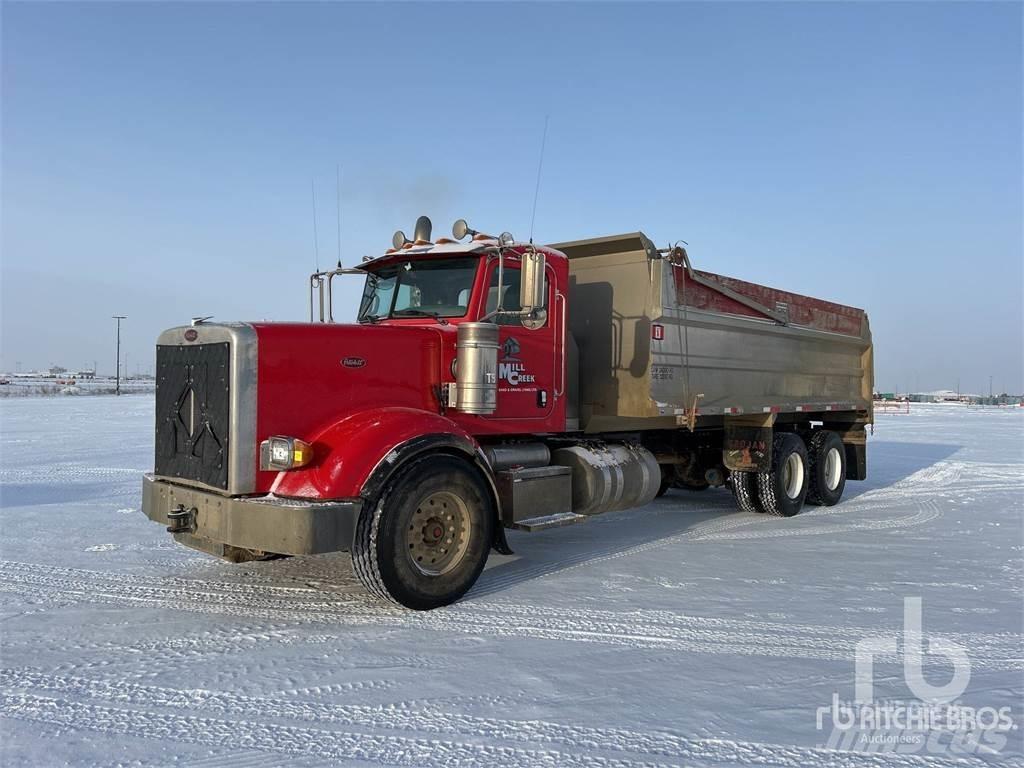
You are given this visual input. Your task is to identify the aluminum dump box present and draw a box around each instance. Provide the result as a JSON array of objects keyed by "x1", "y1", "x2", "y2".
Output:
[{"x1": 553, "y1": 233, "x2": 873, "y2": 433}]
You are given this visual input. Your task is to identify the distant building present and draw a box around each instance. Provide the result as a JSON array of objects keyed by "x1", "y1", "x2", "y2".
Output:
[
  {"x1": 921, "y1": 389, "x2": 973, "y2": 402},
  {"x1": 47, "y1": 366, "x2": 67, "y2": 376},
  {"x1": 906, "y1": 390, "x2": 1021, "y2": 406}
]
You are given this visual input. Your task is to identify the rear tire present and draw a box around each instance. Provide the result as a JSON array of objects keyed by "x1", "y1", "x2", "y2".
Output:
[
  {"x1": 351, "y1": 454, "x2": 494, "y2": 610},
  {"x1": 806, "y1": 430, "x2": 846, "y2": 506},
  {"x1": 757, "y1": 433, "x2": 809, "y2": 517},
  {"x1": 731, "y1": 471, "x2": 764, "y2": 513}
]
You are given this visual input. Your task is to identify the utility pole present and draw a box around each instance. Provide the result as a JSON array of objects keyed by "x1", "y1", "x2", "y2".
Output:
[{"x1": 112, "y1": 316, "x2": 126, "y2": 395}]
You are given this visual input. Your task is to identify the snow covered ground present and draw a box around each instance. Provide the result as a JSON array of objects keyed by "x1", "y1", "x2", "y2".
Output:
[
  {"x1": 1, "y1": 397, "x2": 1021, "y2": 767},
  {"x1": 0, "y1": 378, "x2": 154, "y2": 398}
]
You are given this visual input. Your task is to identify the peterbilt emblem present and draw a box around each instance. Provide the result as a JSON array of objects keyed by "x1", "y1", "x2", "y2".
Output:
[
  {"x1": 341, "y1": 357, "x2": 366, "y2": 369},
  {"x1": 184, "y1": 329, "x2": 199, "y2": 342}
]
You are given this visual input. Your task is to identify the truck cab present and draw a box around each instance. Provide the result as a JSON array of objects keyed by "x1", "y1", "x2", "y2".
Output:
[
  {"x1": 350, "y1": 226, "x2": 569, "y2": 434},
  {"x1": 143, "y1": 217, "x2": 580, "y2": 610}
]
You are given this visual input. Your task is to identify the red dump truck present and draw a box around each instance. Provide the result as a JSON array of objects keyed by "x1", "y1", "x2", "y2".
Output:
[{"x1": 143, "y1": 216, "x2": 873, "y2": 609}]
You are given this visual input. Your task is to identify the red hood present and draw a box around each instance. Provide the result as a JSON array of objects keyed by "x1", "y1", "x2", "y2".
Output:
[{"x1": 251, "y1": 322, "x2": 447, "y2": 492}]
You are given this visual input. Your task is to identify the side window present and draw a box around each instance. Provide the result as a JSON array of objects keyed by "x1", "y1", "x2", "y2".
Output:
[
  {"x1": 487, "y1": 267, "x2": 521, "y2": 326},
  {"x1": 486, "y1": 265, "x2": 547, "y2": 327}
]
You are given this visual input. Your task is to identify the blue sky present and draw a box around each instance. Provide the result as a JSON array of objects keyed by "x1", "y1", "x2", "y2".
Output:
[{"x1": 2, "y1": 2, "x2": 1021, "y2": 394}]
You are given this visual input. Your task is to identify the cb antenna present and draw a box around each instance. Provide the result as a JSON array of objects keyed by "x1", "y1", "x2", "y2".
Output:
[
  {"x1": 335, "y1": 164, "x2": 342, "y2": 268},
  {"x1": 528, "y1": 114, "x2": 549, "y2": 244},
  {"x1": 311, "y1": 179, "x2": 320, "y2": 272}
]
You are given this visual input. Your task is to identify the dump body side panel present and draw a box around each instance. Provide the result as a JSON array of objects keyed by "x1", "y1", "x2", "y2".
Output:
[
  {"x1": 554, "y1": 233, "x2": 873, "y2": 432},
  {"x1": 653, "y1": 260, "x2": 872, "y2": 417}
]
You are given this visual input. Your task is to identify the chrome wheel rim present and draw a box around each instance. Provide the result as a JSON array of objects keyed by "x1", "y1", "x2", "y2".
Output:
[
  {"x1": 405, "y1": 491, "x2": 472, "y2": 576},
  {"x1": 824, "y1": 447, "x2": 843, "y2": 491},
  {"x1": 783, "y1": 453, "x2": 805, "y2": 499}
]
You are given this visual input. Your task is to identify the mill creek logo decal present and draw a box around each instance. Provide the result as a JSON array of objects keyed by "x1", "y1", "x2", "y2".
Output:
[{"x1": 498, "y1": 337, "x2": 536, "y2": 386}]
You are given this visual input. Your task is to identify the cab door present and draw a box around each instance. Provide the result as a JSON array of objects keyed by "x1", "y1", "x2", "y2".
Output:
[{"x1": 481, "y1": 260, "x2": 556, "y2": 422}]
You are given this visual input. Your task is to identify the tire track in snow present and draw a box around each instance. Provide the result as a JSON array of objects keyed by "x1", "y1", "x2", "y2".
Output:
[
  {"x1": 480, "y1": 456, "x2": 978, "y2": 594},
  {"x1": 0, "y1": 672, "x2": 990, "y2": 768},
  {"x1": 0, "y1": 463, "x2": 143, "y2": 484},
  {"x1": 474, "y1": 511, "x2": 777, "y2": 598},
  {"x1": 1, "y1": 692, "x2": 661, "y2": 768},
  {"x1": 458, "y1": 600, "x2": 1020, "y2": 659},
  {"x1": 701, "y1": 500, "x2": 942, "y2": 541},
  {"x1": 2, "y1": 562, "x2": 1018, "y2": 669},
  {"x1": 477, "y1": 497, "x2": 937, "y2": 597}
]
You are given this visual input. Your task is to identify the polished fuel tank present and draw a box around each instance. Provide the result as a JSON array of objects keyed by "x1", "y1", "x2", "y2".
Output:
[{"x1": 551, "y1": 443, "x2": 660, "y2": 516}]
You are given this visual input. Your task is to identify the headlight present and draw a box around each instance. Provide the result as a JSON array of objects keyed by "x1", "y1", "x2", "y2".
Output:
[{"x1": 259, "y1": 436, "x2": 313, "y2": 471}]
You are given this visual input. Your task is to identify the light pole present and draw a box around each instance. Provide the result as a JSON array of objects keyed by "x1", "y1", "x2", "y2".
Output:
[{"x1": 112, "y1": 316, "x2": 126, "y2": 395}]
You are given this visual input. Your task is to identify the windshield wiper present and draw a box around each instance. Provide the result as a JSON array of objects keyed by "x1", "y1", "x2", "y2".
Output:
[
  {"x1": 391, "y1": 308, "x2": 449, "y2": 324},
  {"x1": 358, "y1": 314, "x2": 383, "y2": 324}
]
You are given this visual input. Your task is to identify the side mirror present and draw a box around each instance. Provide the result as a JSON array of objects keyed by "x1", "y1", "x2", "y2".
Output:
[{"x1": 519, "y1": 250, "x2": 546, "y2": 313}]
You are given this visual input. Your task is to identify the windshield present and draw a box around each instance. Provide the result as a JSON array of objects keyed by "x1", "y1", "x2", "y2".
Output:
[{"x1": 358, "y1": 257, "x2": 479, "y2": 321}]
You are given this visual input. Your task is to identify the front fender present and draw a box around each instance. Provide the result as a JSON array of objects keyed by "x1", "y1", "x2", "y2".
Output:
[{"x1": 269, "y1": 407, "x2": 481, "y2": 501}]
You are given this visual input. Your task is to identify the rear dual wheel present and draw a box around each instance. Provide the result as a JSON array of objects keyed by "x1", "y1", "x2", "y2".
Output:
[
  {"x1": 757, "y1": 433, "x2": 809, "y2": 517},
  {"x1": 731, "y1": 431, "x2": 847, "y2": 516},
  {"x1": 806, "y1": 430, "x2": 847, "y2": 506},
  {"x1": 351, "y1": 455, "x2": 494, "y2": 610},
  {"x1": 731, "y1": 470, "x2": 763, "y2": 514}
]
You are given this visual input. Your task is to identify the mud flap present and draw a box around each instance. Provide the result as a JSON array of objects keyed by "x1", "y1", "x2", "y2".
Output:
[
  {"x1": 492, "y1": 525, "x2": 514, "y2": 556},
  {"x1": 723, "y1": 414, "x2": 774, "y2": 473},
  {"x1": 844, "y1": 443, "x2": 867, "y2": 481},
  {"x1": 823, "y1": 422, "x2": 868, "y2": 481}
]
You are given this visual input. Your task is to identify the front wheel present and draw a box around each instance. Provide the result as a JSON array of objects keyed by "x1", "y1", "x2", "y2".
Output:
[{"x1": 351, "y1": 454, "x2": 494, "y2": 610}]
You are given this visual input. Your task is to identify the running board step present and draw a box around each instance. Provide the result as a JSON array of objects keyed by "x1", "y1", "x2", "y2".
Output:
[{"x1": 510, "y1": 512, "x2": 588, "y2": 532}]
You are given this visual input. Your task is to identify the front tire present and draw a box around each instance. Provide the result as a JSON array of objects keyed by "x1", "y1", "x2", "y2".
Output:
[
  {"x1": 757, "y1": 433, "x2": 809, "y2": 517},
  {"x1": 351, "y1": 454, "x2": 494, "y2": 610}
]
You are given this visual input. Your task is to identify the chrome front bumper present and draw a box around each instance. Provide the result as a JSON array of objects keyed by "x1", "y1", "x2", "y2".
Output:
[{"x1": 142, "y1": 474, "x2": 361, "y2": 558}]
